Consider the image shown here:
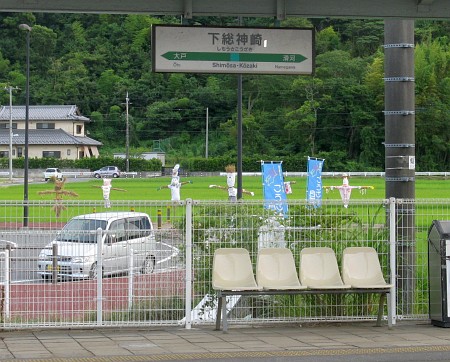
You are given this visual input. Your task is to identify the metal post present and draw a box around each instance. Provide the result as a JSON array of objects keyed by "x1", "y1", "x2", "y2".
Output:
[
  {"x1": 3, "y1": 249, "x2": 10, "y2": 319},
  {"x1": 205, "y1": 107, "x2": 209, "y2": 159},
  {"x1": 237, "y1": 74, "x2": 243, "y2": 200},
  {"x1": 8, "y1": 88, "x2": 13, "y2": 181},
  {"x1": 19, "y1": 24, "x2": 32, "y2": 228},
  {"x1": 384, "y1": 20, "x2": 416, "y2": 314},
  {"x1": 128, "y1": 248, "x2": 134, "y2": 309},
  {"x1": 96, "y1": 228, "x2": 103, "y2": 325},
  {"x1": 157, "y1": 209, "x2": 162, "y2": 229},
  {"x1": 389, "y1": 197, "x2": 397, "y2": 326},
  {"x1": 184, "y1": 198, "x2": 193, "y2": 329},
  {"x1": 125, "y1": 92, "x2": 130, "y2": 173},
  {"x1": 237, "y1": 16, "x2": 243, "y2": 200}
]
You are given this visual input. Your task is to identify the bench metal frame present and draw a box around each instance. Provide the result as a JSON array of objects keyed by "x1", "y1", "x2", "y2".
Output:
[{"x1": 215, "y1": 288, "x2": 391, "y2": 332}]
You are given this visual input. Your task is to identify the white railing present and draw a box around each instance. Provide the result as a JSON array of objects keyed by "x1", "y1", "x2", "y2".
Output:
[
  {"x1": 234, "y1": 171, "x2": 450, "y2": 177},
  {"x1": 0, "y1": 198, "x2": 446, "y2": 329}
]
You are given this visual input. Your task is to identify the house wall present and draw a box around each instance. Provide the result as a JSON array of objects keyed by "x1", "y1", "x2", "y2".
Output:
[
  {"x1": 0, "y1": 145, "x2": 81, "y2": 160},
  {"x1": 14, "y1": 120, "x2": 85, "y2": 136}
]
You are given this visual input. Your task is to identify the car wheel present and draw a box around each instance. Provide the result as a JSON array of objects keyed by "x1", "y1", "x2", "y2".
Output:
[
  {"x1": 113, "y1": 173, "x2": 119, "y2": 178},
  {"x1": 141, "y1": 255, "x2": 156, "y2": 274},
  {"x1": 44, "y1": 178, "x2": 48, "y2": 181},
  {"x1": 94, "y1": 173, "x2": 101, "y2": 179},
  {"x1": 89, "y1": 262, "x2": 103, "y2": 279}
]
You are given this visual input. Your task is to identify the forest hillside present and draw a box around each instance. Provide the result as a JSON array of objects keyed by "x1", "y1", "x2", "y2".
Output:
[{"x1": 0, "y1": 14, "x2": 449, "y2": 171}]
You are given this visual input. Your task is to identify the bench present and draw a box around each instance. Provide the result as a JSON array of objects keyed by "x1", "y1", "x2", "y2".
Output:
[{"x1": 213, "y1": 247, "x2": 393, "y2": 332}]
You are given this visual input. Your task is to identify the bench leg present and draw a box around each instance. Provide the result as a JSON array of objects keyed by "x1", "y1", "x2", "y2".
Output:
[
  {"x1": 376, "y1": 292, "x2": 386, "y2": 327},
  {"x1": 215, "y1": 295, "x2": 223, "y2": 331},
  {"x1": 387, "y1": 291, "x2": 393, "y2": 328},
  {"x1": 222, "y1": 296, "x2": 228, "y2": 332}
]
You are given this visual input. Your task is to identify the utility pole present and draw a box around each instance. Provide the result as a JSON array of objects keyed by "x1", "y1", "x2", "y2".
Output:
[
  {"x1": 125, "y1": 92, "x2": 130, "y2": 173},
  {"x1": 205, "y1": 107, "x2": 209, "y2": 159},
  {"x1": 4, "y1": 86, "x2": 19, "y2": 181}
]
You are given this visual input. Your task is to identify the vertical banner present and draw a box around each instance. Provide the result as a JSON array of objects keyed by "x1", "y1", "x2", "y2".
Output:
[
  {"x1": 306, "y1": 157, "x2": 324, "y2": 207},
  {"x1": 261, "y1": 161, "x2": 288, "y2": 216}
]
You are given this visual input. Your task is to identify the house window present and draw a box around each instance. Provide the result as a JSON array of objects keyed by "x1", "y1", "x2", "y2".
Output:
[
  {"x1": 0, "y1": 151, "x2": 8, "y2": 158},
  {"x1": 17, "y1": 147, "x2": 22, "y2": 157},
  {"x1": 0, "y1": 123, "x2": 17, "y2": 129},
  {"x1": 36, "y1": 123, "x2": 55, "y2": 129},
  {"x1": 67, "y1": 149, "x2": 71, "y2": 156},
  {"x1": 76, "y1": 125, "x2": 83, "y2": 134},
  {"x1": 42, "y1": 151, "x2": 61, "y2": 158}
]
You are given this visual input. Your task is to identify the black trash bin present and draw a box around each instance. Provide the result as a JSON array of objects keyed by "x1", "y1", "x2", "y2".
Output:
[{"x1": 428, "y1": 220, "x2": 450, "y2": 327}]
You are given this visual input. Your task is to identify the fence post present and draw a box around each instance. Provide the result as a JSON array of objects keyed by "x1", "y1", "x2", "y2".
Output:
[
  {"x1": 3, "y1": 249, "x2": 10, "y2": 320},
  {"x1": 128, "y1": 248, "x2": 134, "y2": 310},
  {"x1": 96, "y1": 228, "x2": 103, "y2": 325},
  {"x1": 389, "y1": 197, "x2": 397, "y2": 326},
  {"x1": 184, "y1": 198, "x2": 193, "y2": 329}
]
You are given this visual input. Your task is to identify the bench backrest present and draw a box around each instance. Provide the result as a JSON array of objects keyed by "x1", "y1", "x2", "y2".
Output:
[
  {"x1": 341, "y1": 247, "x2": 392, "y2": 288},
  {"x1": 256, "y1": 248, "x2": 306, "y2": 290},
  {"x1": 212, "y1": 248, "x2": 261, "y2": 291},
  {"x1": 299, "y1": 247, "x2": 350, "y2": 289}
]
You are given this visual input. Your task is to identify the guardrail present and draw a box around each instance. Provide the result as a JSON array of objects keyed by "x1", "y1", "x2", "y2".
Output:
[
  {"x1": 227, "y1": 171, "x2": 450, "y2": 177},
  {"x1": 62, "y1": 171, "x2": 158, "y2": 179},
  {"x1": 1, "y1": 170, "x2": 448, "y2": 179}
]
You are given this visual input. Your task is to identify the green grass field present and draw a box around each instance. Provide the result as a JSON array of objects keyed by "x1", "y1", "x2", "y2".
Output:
[{"x1": 0, "y1": 176, "x2": 449, "y2": 201}]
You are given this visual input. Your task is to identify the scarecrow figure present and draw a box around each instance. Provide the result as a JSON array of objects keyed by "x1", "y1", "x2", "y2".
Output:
[
  {"x1": 323, "y1": 173, "x2": 374, "y2": 208},
  {"x1": 209, "y1": 164, "x2": 254, "y2": 202},
  {"x1": 38, "y1": 177, "x2": 79, "y2": 217},
  {"x1": 93, "y1": 178, "x2": 127, "y2": 208},
  {"x1": 157, "y1": 164, "x2": 192, "y2": 202},
  {"x1": 284, "y1": 180, "x2": 297, "y2": 195}
]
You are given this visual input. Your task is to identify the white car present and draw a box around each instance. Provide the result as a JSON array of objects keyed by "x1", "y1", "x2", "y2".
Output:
[
  {"x1": 37, "y1": 212, "x2": 157, "y2": 279},
  {"x1": 43, "y1": 168, "x2": 63, "y2": 181}
]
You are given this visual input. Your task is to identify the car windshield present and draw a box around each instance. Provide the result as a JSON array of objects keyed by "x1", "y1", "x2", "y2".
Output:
[{"x1": 56, "y1": 219, "x2": 107, "y2": 243}]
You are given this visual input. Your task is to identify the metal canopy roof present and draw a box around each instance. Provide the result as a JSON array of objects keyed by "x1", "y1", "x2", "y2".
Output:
[{"x1": 0, "y1": 0, "x2": 449, "y2": 20}]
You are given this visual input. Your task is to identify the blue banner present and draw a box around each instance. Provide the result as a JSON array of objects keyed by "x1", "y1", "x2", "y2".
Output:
[
  {"x1": 262, "y1": 162, "x2": 288, "y2": 216},
  {"x1": 306, "y1": 158, "x2": 324, "y2": 207}
]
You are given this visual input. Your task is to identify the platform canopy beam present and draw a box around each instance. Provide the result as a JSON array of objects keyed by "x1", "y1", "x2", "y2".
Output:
[{"x1": 1, "y1": 0, "x2": 450, "y2": 20}]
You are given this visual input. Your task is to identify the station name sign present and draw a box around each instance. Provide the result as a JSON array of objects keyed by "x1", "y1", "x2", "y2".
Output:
[{"x1": 152, "y1": 25, "x2": 314, "y2": 75}]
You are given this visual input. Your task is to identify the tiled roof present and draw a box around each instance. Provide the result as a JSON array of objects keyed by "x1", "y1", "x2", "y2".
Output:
[
  {"x1": 0, "y1": 105, "x2": 90, "y2": 122},
  {"x1": 0, "y1": 129, "x2": 102, "y2": 146}
]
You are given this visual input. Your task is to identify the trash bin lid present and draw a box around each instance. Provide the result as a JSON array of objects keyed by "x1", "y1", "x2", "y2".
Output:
[{"x1": 431, "y1": 220, "x2": 450, "y2": 239}]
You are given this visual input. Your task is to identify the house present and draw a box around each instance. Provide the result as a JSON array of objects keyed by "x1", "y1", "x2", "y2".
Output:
[{"x1": 0, "y1": 105, "x2": 101, "y2": 159}]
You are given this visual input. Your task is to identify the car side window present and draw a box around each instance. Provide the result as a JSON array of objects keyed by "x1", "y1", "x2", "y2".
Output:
[
  {"x1": 125, "y1": 218, "x2": 141, "y2": 240},
  {"x1": 109, "y1": 219, "x2": 126, "y2": 242},
  {"x1": 138, "y1": 216, "x2": 151, "y2": 237}
]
